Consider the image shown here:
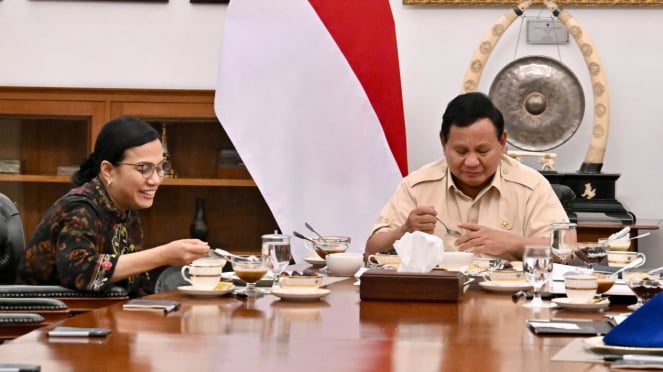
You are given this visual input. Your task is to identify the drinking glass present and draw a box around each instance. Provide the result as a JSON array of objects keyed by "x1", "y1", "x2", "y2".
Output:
[
  {"x1": 231, "y1": 255, "x2": 270, "y2": 297},
  {"x1": 623, "y1": 269, "x2": 662, "y2": 310},
  {"x1": 574, "y1": 242, "x2": 608, "y2": 270},
  {"x1": 522, "y1": 245, "x2": 555, "y2": 308},
  {"x1": 261, "y1": 234, "x2": 292, "y2": 286},
  {"x1": 550, "y1": 222, "x2": 576, "y2": 262}
]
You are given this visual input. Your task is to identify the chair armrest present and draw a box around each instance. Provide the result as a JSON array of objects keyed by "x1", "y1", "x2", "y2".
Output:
[
  {"x1": 0, "y1": 313, "x2": 44, "y2": 325},
  {"x1": 0, "y1": 285, "x2": 128, "y2": 299},
  {"x1": 0, "y1": 298, "x2": 68, "y2": 312}
]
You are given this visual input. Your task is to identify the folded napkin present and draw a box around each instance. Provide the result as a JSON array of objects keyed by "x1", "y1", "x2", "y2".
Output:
[
  {"x1": 393, "y1": 231, "x2": 444, "y2": 273},
  {"x1": 603, "y1": 292, "x2": 663, "y2": 347}
]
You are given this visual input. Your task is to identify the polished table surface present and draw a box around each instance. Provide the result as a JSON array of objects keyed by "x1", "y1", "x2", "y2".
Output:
[{"x1": 0, "y1": 274, "x2": 629, "y2": 372}]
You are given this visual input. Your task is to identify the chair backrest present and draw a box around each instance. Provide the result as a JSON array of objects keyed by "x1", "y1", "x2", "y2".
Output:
[
  {"x1": 551, "y1": 183, "x2": 576, "y2": 212},
  {"x1": 0, "y1": 193, "x2": 25, "y2": 285}
]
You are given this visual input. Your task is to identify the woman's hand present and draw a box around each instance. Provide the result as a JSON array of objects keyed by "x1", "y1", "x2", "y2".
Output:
[{"x1": 157, "y1": 239, "x2": 210, "y2": 265}]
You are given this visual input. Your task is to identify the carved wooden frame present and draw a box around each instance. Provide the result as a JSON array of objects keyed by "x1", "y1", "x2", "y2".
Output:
[{"x1": 404, "y1": 0, "x2": 663, "y2": 5}]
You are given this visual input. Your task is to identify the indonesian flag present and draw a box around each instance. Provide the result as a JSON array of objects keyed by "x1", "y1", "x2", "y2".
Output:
[{"x1": 215, "y1": 0, "x2": 406, "y2": 263}]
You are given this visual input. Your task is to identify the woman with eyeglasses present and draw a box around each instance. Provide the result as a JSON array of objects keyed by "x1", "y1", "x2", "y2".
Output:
[{"x1": 17, "y1": 116, "x2": 210, "y2": 297}]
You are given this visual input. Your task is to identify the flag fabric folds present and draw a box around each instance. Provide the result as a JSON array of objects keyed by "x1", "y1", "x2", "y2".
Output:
[{"x1": 215, "y1": 0, "x2": 406, "y2": 263}]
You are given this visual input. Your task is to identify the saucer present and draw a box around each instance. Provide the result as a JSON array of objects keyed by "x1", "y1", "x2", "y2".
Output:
[
  {"x1": 177, "y1": 284, "x2": 235, "y2": 297},
  {"x1": 271, "y1": 287, "x2": 330, "y2": 301},
  {"x1": 478, "y1": 280, "x2": 533, "y2": 293},
  {"x1": 552, "y1": 297, "x2": 610, "y2": 312},
  {"x1": 303, "y1": 256, "x2": 326, "y2": 267}
]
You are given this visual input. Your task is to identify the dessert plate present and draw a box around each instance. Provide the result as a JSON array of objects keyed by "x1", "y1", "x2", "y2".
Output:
[
  {"x1": 303, "y1": 256, "x2": 326, "y2": 267},
  {"x1": 552, "y1": 297, "x2": 610, "y2": 312},
  {"x1": 583, "y1": 336, "x2": 663, "y2": 355},
  {"x1": 271, "y1": 287, "x2": 330, "y2": 301},
  {"x1": 478, "y1": 280, "x2": 533, "y2": 293},
  {"x1": 177, "y1": 284, "x2": 235, "y2": 297}
]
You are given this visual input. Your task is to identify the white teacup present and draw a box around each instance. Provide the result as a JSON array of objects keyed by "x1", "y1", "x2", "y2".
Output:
[
  {"x1": 326, "y1": 252, "x2": 364, "y2": 277},
  {"x1": 564, "y1": 275, "x2": 598, "y2": 303},
  {"x1": 608, "y1": 251, "x2": 646, "y2": 267},
  {"x1": 181, "y1": 257, "x2": 225, "y2": 290},
  {"x1": 367, "y1": 253, "x2": 401, "y2": 268}
]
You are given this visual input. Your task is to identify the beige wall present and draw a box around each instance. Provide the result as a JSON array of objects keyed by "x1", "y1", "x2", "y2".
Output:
[{"x1": 1, "y1": 0, "x2": 661, "y2": 264}]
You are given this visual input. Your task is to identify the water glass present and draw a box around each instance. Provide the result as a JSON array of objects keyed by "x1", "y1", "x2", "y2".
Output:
[
  {"x1": 261, "y1": 233, "x2": 292, "y2": 285},
  {"x1": 550, "y1": 222, "x2": 576, "y2": 262},
  {"x1": 522, "y1": 245, "x2": 555, "y2": 308}
]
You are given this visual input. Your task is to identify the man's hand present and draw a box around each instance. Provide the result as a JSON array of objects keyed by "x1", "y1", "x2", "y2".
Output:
[
  {"x1": 454, "y1": 222, "x2": 524, "y2": 260},
  {"x1": 405, "y1": 206, "x2": 438, "y2": 234}
]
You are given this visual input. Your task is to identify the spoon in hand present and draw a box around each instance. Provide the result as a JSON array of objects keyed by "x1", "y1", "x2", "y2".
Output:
[{"x1": 434, "y1": 216, "x2": 463, "y2": 238}]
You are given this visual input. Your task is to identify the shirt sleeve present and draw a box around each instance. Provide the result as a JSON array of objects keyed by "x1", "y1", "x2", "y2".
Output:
[
  {"x1": 524, "y1": 179, "x2": 570, "y2": 238},
  {"x1": 369, "y1": 179, "x2": 418, "y2": 237},
  {"x1": 55, "y1": 202, "x2": 119, "y2": 292}
]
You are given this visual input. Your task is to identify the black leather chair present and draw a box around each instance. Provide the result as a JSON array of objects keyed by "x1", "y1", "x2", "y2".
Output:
[
  {"x1": 551, "y1": 183, "x2": 576, "y2": 213},
  {"x1": 0, "y1": 193, "x2": 24, "y2": 285}
]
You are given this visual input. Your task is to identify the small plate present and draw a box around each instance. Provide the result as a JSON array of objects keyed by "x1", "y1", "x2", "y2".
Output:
[
  {"x1": 552, "y1": 297, "x2": 610, "y2": 312},
  {"x1": 583, "y1": 336, "x2": 663, "y2": 356},
  {"x1": 271, "y1": 287, "x2": 330, "y2": 301},
  {"x1": 478, "y1": 280, "x2": 533, "y2": 293},
  {"x1": 177, "y1": 284, "x2": 235, "y2": 297},
  {"x1": 303, "y1": 256, "x2": 326, "y2": 267}
]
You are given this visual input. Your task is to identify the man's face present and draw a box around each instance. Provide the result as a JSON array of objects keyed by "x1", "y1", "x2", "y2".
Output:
[{"x1": 441, "y1": 118, "x2": 507, "y2": 198}]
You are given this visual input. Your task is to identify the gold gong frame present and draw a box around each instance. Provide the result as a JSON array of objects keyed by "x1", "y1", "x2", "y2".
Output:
[
  {"x1": 459, "y1": 0, "x2": 611, "y2": 173},
  {"x1": 404, "y1": 0, "x2": 663, "y2": 5}
]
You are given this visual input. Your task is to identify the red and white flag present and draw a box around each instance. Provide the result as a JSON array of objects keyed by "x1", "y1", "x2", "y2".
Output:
[{"x1": 215, "y1": 0, "x2": 406, "y2": 263}]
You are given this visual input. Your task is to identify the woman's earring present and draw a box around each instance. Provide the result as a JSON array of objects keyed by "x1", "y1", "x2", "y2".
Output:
[{"x1": 107, "y1": 179, "x2": 112, "y2": 186}]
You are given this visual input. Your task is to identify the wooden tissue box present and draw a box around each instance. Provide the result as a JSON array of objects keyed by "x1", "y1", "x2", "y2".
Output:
[{"x1": 359, "y1": 269, "x2": 464, "y2": 302}]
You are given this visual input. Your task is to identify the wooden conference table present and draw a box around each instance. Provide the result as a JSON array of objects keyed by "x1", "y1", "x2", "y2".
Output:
[{"x1": 0, "y1": 273, "x2": 630, "y2": 372}]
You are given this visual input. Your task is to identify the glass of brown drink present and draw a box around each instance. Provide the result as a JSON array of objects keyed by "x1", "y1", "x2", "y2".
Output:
[
  {"x1": 623, "y1": 269, "x2": 662, "y2": 310},
  {"x1": 312, "y1": 236, "x2": 350, "y2": 259},
  {"x1": 232, "y1": 255, "x2": 270, "y2": 297}
]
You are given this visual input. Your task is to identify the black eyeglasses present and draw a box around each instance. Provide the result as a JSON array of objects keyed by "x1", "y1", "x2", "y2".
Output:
[{"x1": 115, "y1": 160, "x2": 172, "y2": 179}]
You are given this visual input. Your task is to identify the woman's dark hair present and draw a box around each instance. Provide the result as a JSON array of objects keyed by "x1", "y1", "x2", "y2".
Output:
[
  {"x1": 72, "y1": 116, "x2": 160, "y2": 186},
  {"x1": 440, "y1": 92, "x2": 504, "y2": 144}
]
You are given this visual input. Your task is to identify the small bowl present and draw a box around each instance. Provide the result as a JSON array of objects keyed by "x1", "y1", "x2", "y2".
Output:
[
  {"x1": 313, "y1": 236, "x2": 351, "y2": 259},
  {"x1": 326, "y1": 252, "x2": 364, "y2": 277},
  {"x1": 438, "y1": 251, "x2": 474, "y2": 270},
  {"x1": 279, "y1": 274, "x2": 323, "y2": 291}
]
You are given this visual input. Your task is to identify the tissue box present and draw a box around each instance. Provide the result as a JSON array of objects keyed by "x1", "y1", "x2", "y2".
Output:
[{"x1": 359, "y1": 269, "x2": 464, "y2": 302}]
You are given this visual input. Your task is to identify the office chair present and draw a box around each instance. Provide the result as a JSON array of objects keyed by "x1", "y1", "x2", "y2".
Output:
[
  {"x1": 0, "y1": 193, "x2": 128, "y2": 340},
  {"x1": 0, "y1": 193, "x2": 24, "y2": 284}
]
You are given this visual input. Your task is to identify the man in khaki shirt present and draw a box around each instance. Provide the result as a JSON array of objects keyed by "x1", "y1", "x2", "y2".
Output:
[{"x1": 366, "y1": 92, "x2": 569, "y2": 260}]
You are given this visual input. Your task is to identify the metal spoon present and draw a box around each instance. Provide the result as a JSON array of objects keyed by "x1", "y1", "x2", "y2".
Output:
[
  {"x1": 292, "y1": 231, "x2": 323, "y2": 257},
  {"x1": 211, "y1": 248, "x2": 259, "y2": 262},
  {"x1": 293, "y1": 230, "x2": 316, "y2": 244},
  {"x1": 305, "y1": 222, "x2": 325, "y2": 240},
  {"x1": 601, "y1": 232, "x2": 650, "y2": 247},
  {"x1": 434, "y1": 216, "x2": 463, "y2": 238}
]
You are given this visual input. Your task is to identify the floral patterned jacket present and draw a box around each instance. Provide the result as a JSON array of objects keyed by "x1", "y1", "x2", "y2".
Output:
[{"x1": 17, "y1": 177, "x2": 151, "y2": 297}]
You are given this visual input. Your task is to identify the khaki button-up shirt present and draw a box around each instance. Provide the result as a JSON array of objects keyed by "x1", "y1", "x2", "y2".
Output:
[{"x1": 370, "y1": 155, "x2": 568, "y2": 240}]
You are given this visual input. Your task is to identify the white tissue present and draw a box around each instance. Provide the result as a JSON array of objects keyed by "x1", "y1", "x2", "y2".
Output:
[{"x1": 394, "y1": 231, "x2": 445, "y2": 273}]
